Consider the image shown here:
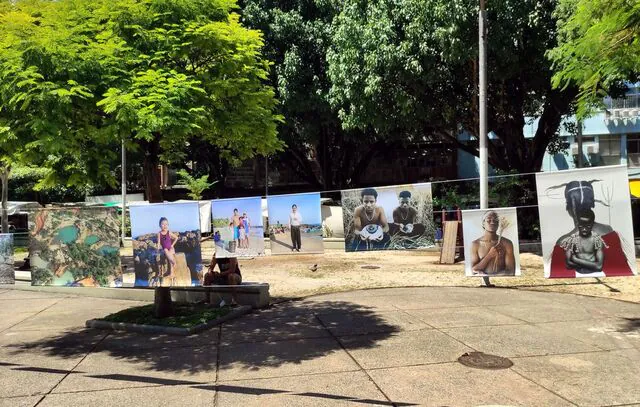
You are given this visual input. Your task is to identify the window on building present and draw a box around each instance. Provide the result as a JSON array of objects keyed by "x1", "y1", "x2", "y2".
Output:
[
  {"x1": 628, "y1": 135, "x2": 640, "y2": 154},
  {"x1": 628, "y1": 134, "x2": 640, "y2": 167},
  {"x1": 598, "y1": 135, "x2": 622, "y2": 165}
]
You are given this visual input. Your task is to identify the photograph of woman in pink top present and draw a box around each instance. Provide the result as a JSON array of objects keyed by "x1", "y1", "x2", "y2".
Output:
[{"x1": 157, "y1": 217, "x2": 177, "y2": 271}]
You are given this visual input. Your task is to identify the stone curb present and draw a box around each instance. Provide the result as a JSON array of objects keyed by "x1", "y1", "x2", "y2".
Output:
[{"x1": 85, "y1": 305, "x2": 252, "y2": 336}]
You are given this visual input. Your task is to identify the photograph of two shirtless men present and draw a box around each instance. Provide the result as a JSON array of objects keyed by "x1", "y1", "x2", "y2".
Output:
[{"x1": 342, "y1": 183, "x2": 435, "y2": 252}]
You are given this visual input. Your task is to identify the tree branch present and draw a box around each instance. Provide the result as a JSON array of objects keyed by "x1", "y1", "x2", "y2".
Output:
[{"x1": 528, "y1": 86, "x2": 579, "y2": 170}]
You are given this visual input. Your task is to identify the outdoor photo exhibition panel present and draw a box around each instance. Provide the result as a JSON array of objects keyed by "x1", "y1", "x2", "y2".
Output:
[
  {"x1": 29, "y1": 207, "x2": 121, "y2": 287},
  {"x1": 0, "y1": 233, "x2": 14, "y2": 284},
  {"x1": 130, "y1": 202, "x2": 203, "y2": 287},
  {"x1": 341, "y1": 183, "x2": 435, "y2": 252},
  {"x1": 267, "y1": 192, "x2": 324, "y2": 255},
  {"x1": 211, "y1": 196, "x2": 264, "y2": 258},
  {"x1": 462, "y1": 207, "x2": 521, "y2": 277},
  {"x1": 536, "y1": 165, "x2": 637, "y2": 278}
]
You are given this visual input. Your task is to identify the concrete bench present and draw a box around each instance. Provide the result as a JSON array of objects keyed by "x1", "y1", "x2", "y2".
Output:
[{"x1": 169, "y1": 282, "x2": 270, "y2": 309}]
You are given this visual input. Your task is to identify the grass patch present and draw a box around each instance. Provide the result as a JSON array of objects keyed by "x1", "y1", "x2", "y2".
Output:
[{"x1": 99, "y1": 303, "x2": 231, "y2": 329}]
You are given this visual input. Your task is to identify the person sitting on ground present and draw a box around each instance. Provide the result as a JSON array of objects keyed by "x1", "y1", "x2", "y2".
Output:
[
  {"x1": 352, "y1": 188, "x2": 390, "y2": 250},
  {"x1": 157, "y1": 217, "x2": 177, "y2": 280},
  {"x1": 204, "y1": 252, "x2": 241, "y2": 305},
  {"x1": 390, "y1": 190, "x2": 426, "y2": 238}
]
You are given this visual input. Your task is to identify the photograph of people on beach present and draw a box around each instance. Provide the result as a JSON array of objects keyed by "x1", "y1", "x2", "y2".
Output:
[
  {"x1": 268, "y1": 193, "x2": 323, "y2": 255},
  {"x1": 211, "y1": 197, "x2": 264, "y2": 258},
  {"x1": 130, "y1": 202, "x2": 202, "y2": 287}
]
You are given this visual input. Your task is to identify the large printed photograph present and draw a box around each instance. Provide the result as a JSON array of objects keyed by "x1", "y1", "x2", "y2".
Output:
[
  {"x1": 0, "y1": 234, "x2": 14, "y2": 284},
  {"x1": 536, "y1": 165, "x2": 636, "y2": 278},
  {"x1": 29, "y1": 208, "x2": 121, "y2": 287},
  {"x1": 342, "y1": 183, "x2": 435, "y2": 252},
  {"x1": 268, "y1": 193, "x2": 323, "y2": 255},
  {"x1": 462, "y1": 208, "x2": 520, "y2": 277},
  {"x1": 211, "y1": 197, "x2": 264, "y2": 258},
  {"x1": 130, "y1": 202, "x2": 202, "y2": 287}
]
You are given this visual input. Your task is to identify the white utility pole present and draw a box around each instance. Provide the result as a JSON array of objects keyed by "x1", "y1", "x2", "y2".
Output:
[
  {"x1": 479, "y1": 0, "x2": 488, "y2": 209},
  {"x1": 121, "y1": 139, "x2": 127, "y2": 246},
  {"x1": 479, "y1": 0, "x2": 491, "y2": 287}
]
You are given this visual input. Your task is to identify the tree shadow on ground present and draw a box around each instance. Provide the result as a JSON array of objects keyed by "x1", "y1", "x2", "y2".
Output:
[
  {"x1": 5, "y1": 300, "x2": 400, "y2": 373},
  {"x1": 4, "y1": 300, "x2": 412, "y2": 405}
]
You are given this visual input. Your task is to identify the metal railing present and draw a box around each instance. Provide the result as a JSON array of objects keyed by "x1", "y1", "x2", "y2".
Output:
[{"x1": 605, "y1": 94, "x2": 640, "y2": 111}]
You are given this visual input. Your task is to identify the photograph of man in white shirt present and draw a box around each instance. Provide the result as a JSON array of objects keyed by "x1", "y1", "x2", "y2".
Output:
[{"x1": 289, "y1": 204, "x2": 303, "y2": 252}]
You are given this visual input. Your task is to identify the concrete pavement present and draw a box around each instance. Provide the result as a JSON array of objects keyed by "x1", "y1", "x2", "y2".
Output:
[{"x1": 2, "y1": 286, "x2": 640, "y2": 406}]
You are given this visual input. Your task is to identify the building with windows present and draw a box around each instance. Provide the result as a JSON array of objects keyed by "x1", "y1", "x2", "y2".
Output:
[
  {"x1": 458, "y1": 84, "x2": 640, "y2": 179},
  {"x1": 539, "y1": 86, "x2": 640, "y2": 172},
  {"x1": 456, "y1": 84, "x2": 640, "y2": 238}
]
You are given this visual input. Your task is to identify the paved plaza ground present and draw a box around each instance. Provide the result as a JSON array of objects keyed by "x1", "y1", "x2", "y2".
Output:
[{"x1": 2, "y1": 286, "x2": 640, "y2": 406}]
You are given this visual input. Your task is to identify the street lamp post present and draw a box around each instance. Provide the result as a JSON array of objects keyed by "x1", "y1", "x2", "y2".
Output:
[
  {"x1": 479, "y1": 0, "x2": 488, "y2": 209},
  {"x1": 121, "y1": 139, "x2": 127, "y2": 246},
  {"x1": 479, "y1": 0, "x2": 491, "y2": 287}
]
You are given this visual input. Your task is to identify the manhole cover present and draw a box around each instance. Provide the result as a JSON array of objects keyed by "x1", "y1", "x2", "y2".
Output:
[
  {"x1": 360, "y1": 265, "x2": 380, "y2": 269},
  {"x1": 457, "y1": 352, "x2": 513, "y2": 370}
]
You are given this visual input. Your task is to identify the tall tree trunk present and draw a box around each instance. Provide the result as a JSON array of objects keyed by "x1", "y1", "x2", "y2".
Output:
[
  {"x1": 281, "y1": 148, "x2": 324, "y2": 188},
  {"x1": 527, "y1": 87, "x2": 579, "y2": 171},
  {"x1": 349, "y1": 140, "x2": 390, "y2": 186},
  {"x1": 141, "y1": 135, "x2": 169, "y2": 312},
  {"x1": 141, "y1": 135, "x2": 163, "y2": 203},
  {"x1": 0, "y1": 166, "x2": 9, "y2": 233}
]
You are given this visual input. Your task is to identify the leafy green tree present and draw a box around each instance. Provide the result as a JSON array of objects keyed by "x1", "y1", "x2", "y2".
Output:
[
  {"x1": 95, "y1": 0, "x2": 282, "y2": 202},
  {"x1": 0, "y1": 126, "x2": 19, "y2": 232},
  {"x1": 327, "y1": 0, "x2": 578, "y2": 173},
  {"x1": 0, "y1": 0, "x2": 282, "y2": 204},
  {"x1": 176, "y1": 169, "x2": 217, "y2": 200},
  {"x1": 0, "y1": 0, "x2": 126, "y2": 209},
  {"x1": 8, "y1": 166, "x2": 93, "y2": 203},
  {"x1": 241, "y1": 0, "x2": 390, "y2": 188},
  {"x1": 550, "y1": 0, "x2": 640, "y2": 118}
]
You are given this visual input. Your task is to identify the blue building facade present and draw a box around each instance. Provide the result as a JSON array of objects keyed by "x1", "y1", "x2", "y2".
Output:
[{"x1": 458, "y1": 85, "x2": 640, "y2": 179}]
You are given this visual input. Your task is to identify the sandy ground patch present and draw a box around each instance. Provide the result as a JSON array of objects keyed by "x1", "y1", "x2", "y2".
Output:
[
  {"x1": 214, "y1": 249, "x2": 640, "y2": 303},
  {"x1": 13, "y1": 243, "x2": 632, "y2": 303},
  {"x1": 270, "y1": 231, "x2": 324, "y2": 255}
]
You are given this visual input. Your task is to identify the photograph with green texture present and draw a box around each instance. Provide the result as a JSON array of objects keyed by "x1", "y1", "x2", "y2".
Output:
[
  {"x1": 29, "y1": 208, "x2": 121, "y2": 287},
  {"x1": 0, "y1": 234, "x2": 14, "y2": 284}
]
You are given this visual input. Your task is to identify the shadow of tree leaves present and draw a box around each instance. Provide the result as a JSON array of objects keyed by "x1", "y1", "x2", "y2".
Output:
[{"x1": 5, "y1": 300, "x2": 400, "y2": 374}]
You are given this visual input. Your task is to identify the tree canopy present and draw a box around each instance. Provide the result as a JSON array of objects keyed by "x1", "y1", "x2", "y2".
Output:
[
  {"x1": 241, "y1": 0, "x2": 384, "y2": 189},
  {"x1": 550, "y1": 0, "x2": 640, "y2": 118},
  {"x1": 326, "y1": 0, "x2": 577, "y2": 172},
  {"x1": 0, "y1": 0, "x2": 282, "y2": 202}
]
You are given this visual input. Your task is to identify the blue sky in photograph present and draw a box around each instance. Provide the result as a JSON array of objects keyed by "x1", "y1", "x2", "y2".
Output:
[
  {"x1": 211, "y1": 197, "x2": 262, "y2": 224},
  {"x1": 130, "y1": 202, "x2": 201, "y2": 237},
  {"x1": 268, "y1": 193, "x2": 322, "y2": 225}
]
